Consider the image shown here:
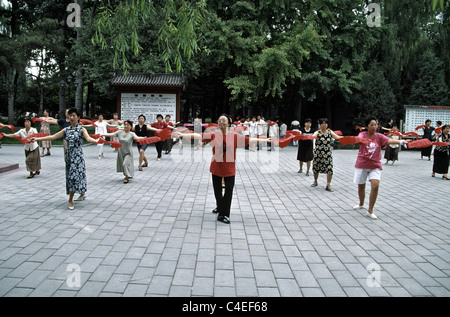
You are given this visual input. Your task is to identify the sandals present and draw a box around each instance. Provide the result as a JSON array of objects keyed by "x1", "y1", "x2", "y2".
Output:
[
  {"x1": 311, "y1": 182, "x2": 318, "y2": 187},
  {"x1": 325, "y1": 185, "x2": 334, "y2": 192},
  {"x1": 142, "y1": 162, "x2": 148, "y2": 168},
  {"x1": 75, "y1": 194, "x2": 86, "y2": 201}
]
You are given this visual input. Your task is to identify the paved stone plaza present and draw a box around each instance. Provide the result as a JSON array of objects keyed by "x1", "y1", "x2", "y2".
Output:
[{"x1": 0, "y1": 142, "x2": 449, "y2": 297}]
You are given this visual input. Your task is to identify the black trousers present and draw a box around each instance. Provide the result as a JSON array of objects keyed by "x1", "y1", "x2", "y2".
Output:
[
  {"x1": 155, "y1": 141, "x2": 164, "y2": 158},
  {"x1": 212, "y1": 174, "x2": 235, "y2": 218}
]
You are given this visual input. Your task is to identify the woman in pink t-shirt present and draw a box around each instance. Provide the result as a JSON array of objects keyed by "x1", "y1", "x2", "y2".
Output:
[{"x1": 353, "y1": 116, "x2": 408, "y2": 219}]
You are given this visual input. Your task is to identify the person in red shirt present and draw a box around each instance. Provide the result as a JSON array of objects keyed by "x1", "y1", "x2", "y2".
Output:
[
  {"x1": 178, "y1": 114, "x2": 271, "y2": 224},
  {"x1": 353, "y1": 116, "x2": 408, "y2": 219},
  {"x1": 163, "y1": 114, "x2": 180, "y2": 154},
  {"x1": 150, "y1": 114, "x2": 168, "y2": 160}
]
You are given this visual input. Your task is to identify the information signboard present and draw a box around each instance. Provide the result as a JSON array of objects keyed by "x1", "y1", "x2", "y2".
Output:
[
  {"x1": 121, "y1": 93, "x2": 177, "y2": 123},
  {"x1": 404, "y1": 105, "x2": 450, "y2": 135}
]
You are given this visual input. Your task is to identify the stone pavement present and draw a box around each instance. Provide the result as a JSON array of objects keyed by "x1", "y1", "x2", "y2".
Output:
[{"x1": 0, "y1": 142, "x2": 448, "y2": 297}]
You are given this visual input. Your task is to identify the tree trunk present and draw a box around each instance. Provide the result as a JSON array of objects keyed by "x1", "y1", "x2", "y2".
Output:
[
  {"x1": 7, "y1": 0, "x2": 20, "y2": 124},
  {"x1": 7, "y1": 66, "x2": 16, "y2": 124},
  {"x1": 325, "y1": 93, "x2": 333, "y2": 126},
  {"x1": 74, "y1": 0, "x2": 84, "y2": 115},
  {"x1": 39, "y1": 82, "x2": 44, "y2": 115},
  {"x1": 85, "y1": 82, "x2": 93, "y2": 117},
  {"x1": 294, "y1": 98, "x2": 301, "y2": 122},
  {"x1": 59, "y1": 73, "x2": 66, "y2": 118},
  {"x1": 75, "y1": 71, "x2": 83, "y2": 115}
]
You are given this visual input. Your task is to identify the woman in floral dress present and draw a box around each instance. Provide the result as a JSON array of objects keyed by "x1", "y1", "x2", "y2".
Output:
[
  {"x1": 311, "y1": 118, "x2": 343, "y2": 192},
  {"x1": 31, "y1": 108, "x2": 99, "y2": 210}
]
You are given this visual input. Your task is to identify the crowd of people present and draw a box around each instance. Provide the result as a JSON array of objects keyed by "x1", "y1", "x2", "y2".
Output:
[{"x1": 1, "y1": 111, "x2": 448, "y2": 223}]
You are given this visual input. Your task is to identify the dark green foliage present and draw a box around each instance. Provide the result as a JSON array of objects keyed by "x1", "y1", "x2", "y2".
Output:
[{"x1": 0, "y1": 0, "x2": 448, "y2": 126}]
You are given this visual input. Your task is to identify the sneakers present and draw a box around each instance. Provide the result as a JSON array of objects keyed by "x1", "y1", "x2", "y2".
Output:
[{"x1": 353, "y1": 205, "x2": 378, "y2": 219}]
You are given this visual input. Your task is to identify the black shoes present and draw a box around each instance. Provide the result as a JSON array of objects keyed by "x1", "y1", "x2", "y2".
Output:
[
  {"x1": 217, "y1": 215, "x2": 230, "y2": 224},
  {"x1": 212, "y1": 208, "x2": 230, "y2": 224}
]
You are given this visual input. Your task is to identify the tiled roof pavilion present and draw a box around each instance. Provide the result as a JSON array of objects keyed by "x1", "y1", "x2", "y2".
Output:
[{"x1": 109, "y1": 73, "x2": 185, "y2": 88}]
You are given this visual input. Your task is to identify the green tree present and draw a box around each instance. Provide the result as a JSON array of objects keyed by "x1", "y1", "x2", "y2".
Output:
[
  {"x1": 92, "y1": 0, "x2": 207, "y2": 73},
  {"x1": 352, "y1": 63, "x2": 397, "y2": 125},
  {"x1": 298, "y1": 0, "x2": 373, "y2": 124},
  {"x1": 409, "y1": 49, "x2": 449, "y2": 106},
  {"x1": 188, "y1": 0, "x2": 322, "y2": 118}
]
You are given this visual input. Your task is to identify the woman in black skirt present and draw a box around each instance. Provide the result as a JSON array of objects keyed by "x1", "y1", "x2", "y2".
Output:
[
  {"x1": 297, "y1": 118, "x2": 315, "y2": 176},
  {"x1": 384, "y1": 125, "x2": 400, "y2": 164},
  {"x1": 421, "y1": 119, "x2": 434, "y2": 160},
  {"x1": 432, "y1": 125, "x2": 449, "y2": 180}
]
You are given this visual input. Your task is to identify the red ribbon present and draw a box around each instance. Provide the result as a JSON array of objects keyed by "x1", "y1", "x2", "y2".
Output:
[
  {"x1": 384, "y1": 131, "x2": 403, "y2": 138},
  {"x1": 407, "y1": 139, "x2": 432, "y2": 149},
  {"x1": 432, "y1": 142, "x2": 450, "y2": 147},
  {"x1": 415, "y1": 124, "x2": 428, "y2": 130},
  {"x1": 136, "y1": 137, "x2": 162, "y2": 145},
  {"x1": 97, "y1": 137, "x2": 122, "y2": 148},
  {"x1": 230, "y1": 126, "x2": 248, "y2": 132},
  {"x1": 80, "y1": 119, "x2": 98, "y2": 127},
  {"x1": 155, "y1": 128, "x2": 172, "y2": 141},
  {"x1": 0, "y1": 124, "x2": 15, "y2": 132},
  {"x1": 402, "y1": 132, "x2": 419, "y2": 139},
  {"x1": 273, "y1": 135, "x2": 293, "y2": 148},
  {"x1": 31, "y1": 117, "x2": 46, "y2": 124},
  {"x1": 339, "y1": 136, "x2": 371, "y2": 146}
]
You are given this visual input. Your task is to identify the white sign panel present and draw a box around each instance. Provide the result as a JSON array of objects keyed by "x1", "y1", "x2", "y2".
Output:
[
  {"x1": 404, "y1": 106, "x2": 450, "y2": 135},
  {"x1": 121, "y1": 93, "x2": 176, "y2": 124}
]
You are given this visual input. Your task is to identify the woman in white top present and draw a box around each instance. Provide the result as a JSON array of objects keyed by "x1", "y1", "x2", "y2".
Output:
[
  {"x1": 94, "y1": 115, "x2": 108, "y2": 159},
  {"x1": 108, "y1": 113, "x2": 123, "y2": 151},
  {"x1": 82, "y1": 114, "x2": 115, "y2": 159},
  {"x1": 256, "y1": 115, "x2": 268, "y2": 151},
  {"x1": 291, "y1": 119, "x2": 300, "y2": 145},
  {"x1": 39, "y1": 109, "x2": 55, "y2": 157},
  {"x1": 247, "y1": 116, "x2": 259, "y2": 151},
  {"x1": 2, "y1": 117, "x2": 41, "y2": 178}
]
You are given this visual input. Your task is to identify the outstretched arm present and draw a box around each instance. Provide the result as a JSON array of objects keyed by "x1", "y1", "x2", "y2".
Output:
[
  {"x1": 330, "y1": 131, "x2": 343, "y2": 140},
  {"x1": 31, "y1": 129, "x2": 65, "y2": 142},
  {"x1": 46, "y1": 118, "x2": 58, "y2": 125},
  {"x1": 133, "y1": 135, "x2": 147, "y2": 141},
  {"x1": 249, "y1": 137, "x2": 272, "y2": 147},
  {"x1": 1, "y1": 132, "x2": 14, "y2": 138},
  {"x1": 82, "y1": 127, "x2": 100, "y2": 144},
  {"x1": 178, "y1": 132, "x2": 203, "y2": 141},
  {"x1": 388, "y1": 138, "x2": 409, "y2": 145},
  {"x1": 146, "y1": 125, "x2": 159, "y2": 132},
  {"x1": 100, "y1": 132, "x2": 117, "y2": 138}
]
